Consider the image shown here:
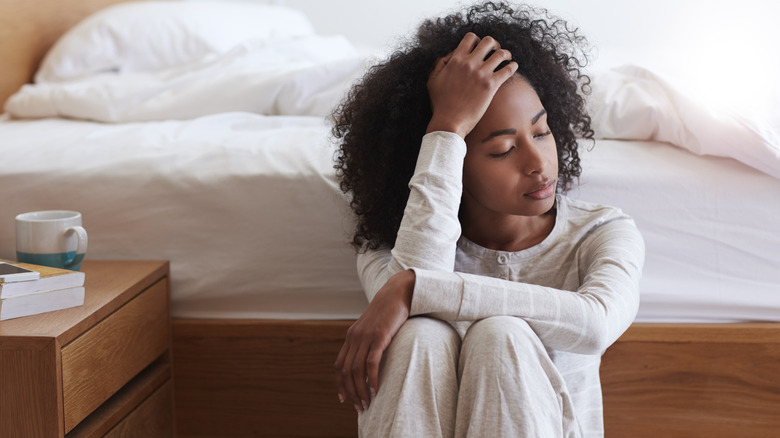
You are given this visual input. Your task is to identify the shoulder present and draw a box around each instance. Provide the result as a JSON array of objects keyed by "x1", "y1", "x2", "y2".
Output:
[
  {"x1": 557, "y1": 195, "x2": 644, "y2": 248},
  {"x1": 559, "y1": 195, "x2": 631, "y2": 227},
  {"x1": 560, "y1": 197, "x2": 646, "y2": 280},
  {"x1": 356, "y1": 244, "x2": 392, "y2": 267}
]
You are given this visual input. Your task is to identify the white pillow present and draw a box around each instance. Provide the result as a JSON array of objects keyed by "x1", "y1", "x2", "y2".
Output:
[{"x1": 36, "y1": 0, "x2": 316, "y2": 83}]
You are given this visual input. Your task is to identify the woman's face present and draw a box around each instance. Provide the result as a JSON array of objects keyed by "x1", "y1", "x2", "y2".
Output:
[{"x1": 462, "y1": 77, "x2": 558, "y2": 221}]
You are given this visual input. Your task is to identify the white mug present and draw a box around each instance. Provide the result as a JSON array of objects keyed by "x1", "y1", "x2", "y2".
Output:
[{"x1": 15, "y1": 211, "x2": 88, "y2": 271}]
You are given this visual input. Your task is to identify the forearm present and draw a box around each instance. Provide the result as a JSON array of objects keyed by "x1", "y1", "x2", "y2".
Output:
[
  {"x1": 387, "y1": 131, "x2": 465, "y2": 273},
  {"x1": 411, "y1": 269, "x2": 638, "y2": 354},
  {"x1": 409, "y1": 220, "x2": 645, "y2": 354},
  {"x1": 358, "y1": 131, "x2": 466, "y2": 301}
]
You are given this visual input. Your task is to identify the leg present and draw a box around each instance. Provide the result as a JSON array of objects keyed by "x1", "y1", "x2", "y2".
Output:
[
  {"x1": 359, "y1": 316, "x2": 461, "y2": 438},
  {"x1": 455, "y1": 316, "x2": 582, "y2": 438}
]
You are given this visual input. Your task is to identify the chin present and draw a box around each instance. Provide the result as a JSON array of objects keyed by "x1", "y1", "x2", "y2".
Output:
[{"x1": 529, "y1": 197, "x2": 556, "y2": 216}]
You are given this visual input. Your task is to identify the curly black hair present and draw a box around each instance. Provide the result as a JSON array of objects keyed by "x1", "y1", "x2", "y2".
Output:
[{"x1": 332, "y1": 1, "x2": 593, "y2": 250}]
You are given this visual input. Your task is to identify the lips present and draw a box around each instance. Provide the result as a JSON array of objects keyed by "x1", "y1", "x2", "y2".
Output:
[{"x1": 524, "y1": 179, "x2": 555, "y2": 200}]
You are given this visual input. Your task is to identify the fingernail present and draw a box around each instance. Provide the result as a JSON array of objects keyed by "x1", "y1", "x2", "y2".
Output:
[
  {"x1": 338, "y1": 393, "x2": 345, "y2": 403},
  {"x1": 370, "y1": 387, "x2": 377, "y2": 397},
  {"x1": 354, "y1": 404, "x2": 362, "y2": 412},
  {"x1": 361, "y1": 400, "x2": 369, "y2": 410}
]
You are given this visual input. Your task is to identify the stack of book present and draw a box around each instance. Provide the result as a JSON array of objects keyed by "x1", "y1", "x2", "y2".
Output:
[{"x1": 0, "y1": 261, "x2": 86, "y2": 321}]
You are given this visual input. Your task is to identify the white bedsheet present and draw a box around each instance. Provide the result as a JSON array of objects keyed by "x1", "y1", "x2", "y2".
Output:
[{"x1": 588, "y1": 65, "x2": 780, "y2": 180}]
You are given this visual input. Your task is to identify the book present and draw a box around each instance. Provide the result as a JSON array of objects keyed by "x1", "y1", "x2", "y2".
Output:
[
  {"x1": 0, "y1": 286, "x2": 86, "y2": 321},
  {"x1": 0, "y1": 261, "x2": 85, "y2": 299}
]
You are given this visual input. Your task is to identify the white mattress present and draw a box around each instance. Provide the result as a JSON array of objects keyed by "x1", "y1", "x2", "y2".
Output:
[
  {"x1": 1, "y1": 114, "x2": 779, "y2": 322},
  {"x1": 576, "y1": 139, "x2": 780, "y2": 322}
]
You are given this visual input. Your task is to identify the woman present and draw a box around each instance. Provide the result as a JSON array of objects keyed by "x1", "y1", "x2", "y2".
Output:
[{"x1": 332, "y1": 2, "x2": 644, "y2": 436}]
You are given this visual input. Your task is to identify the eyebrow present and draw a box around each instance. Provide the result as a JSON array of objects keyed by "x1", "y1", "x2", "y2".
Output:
[
  {"x1": 531, "y1": 109, "x2": 547, "y2": 125},
  {"x1": 481, "y1": 128, "x2": 516, "y2": 143},
  {"x1": 481, "y1": 109, "x2": 547, "y2": 143}
]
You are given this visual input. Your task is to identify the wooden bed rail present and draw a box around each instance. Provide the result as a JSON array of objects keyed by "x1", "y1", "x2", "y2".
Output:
[
  {"x1": 619, "y1": 321, "x2": 780, "y2": 343},
  {"x1": 602, "y1": 322, "x2": 780, "y2": 437},
  {"x1": 172, "y1": 319, "x2": 780, "y2": 437}
]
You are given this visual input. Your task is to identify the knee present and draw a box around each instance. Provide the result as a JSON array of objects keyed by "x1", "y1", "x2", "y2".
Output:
[
  {"x1": 462, "y1": 316, "x2": 542, "y2": 358},
  {"x1": 386, "y1": 317, "x2": 461, "y2": 365}
]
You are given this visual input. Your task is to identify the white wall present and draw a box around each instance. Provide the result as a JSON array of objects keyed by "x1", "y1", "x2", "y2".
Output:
[{"x1": 282, "y1": 0, "x2": 780, "y2": 116}]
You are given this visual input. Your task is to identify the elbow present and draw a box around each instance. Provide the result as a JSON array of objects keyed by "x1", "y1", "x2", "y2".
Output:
[
  {"x1": 576, "y1": 321, "x2": 615, "y2": 355},
  {"x1": 576, "y1": 285, "x2": 640, "y2": 355},
  {"x1": 579, "y1": 309, "x2": 638, "y2": 355}
]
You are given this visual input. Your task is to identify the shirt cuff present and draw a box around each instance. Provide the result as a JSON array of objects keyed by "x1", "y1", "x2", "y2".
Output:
[
  {"x1": 418, "y1": 131, "x2": 467, "y2": 177},
  {"x1": 409, "y1": 267, "x2": 464, "y2": 318}
]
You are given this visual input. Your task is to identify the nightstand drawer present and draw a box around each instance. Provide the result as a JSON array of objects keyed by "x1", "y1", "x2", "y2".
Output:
[
  {"x1": 61, "y1": 278, "x2": 170, "y2": 433},
  {"x1": 105, "y1": 379, "x2": 174, "y2": 437}
]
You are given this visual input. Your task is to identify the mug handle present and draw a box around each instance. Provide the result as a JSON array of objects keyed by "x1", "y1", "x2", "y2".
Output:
[{"x1": 64, "y1": 226, "x2": 88, "y2": 268}]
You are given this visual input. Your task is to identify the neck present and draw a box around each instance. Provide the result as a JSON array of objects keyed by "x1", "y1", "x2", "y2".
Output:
[{"x1": 460, "y1": 208, "x2": 556, "y2": 252}]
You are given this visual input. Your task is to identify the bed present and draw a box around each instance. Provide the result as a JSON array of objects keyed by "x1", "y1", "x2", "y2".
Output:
[{"x1": 1, "y1": 0, "x2": 779, "y2": 436}]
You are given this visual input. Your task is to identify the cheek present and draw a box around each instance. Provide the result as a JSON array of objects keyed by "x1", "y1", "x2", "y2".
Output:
[
  {"x1": 462, "y1": 159, "x2": 491, "y2": 195},
  {"x1": 463, "y1": 160, "x2": 509, "y2": 196},
  {"x1": 546, "y1": 139, "x2": 560, "y2": 171}
]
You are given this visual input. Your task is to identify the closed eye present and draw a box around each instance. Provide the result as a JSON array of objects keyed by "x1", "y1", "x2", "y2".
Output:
[
  {"x1": 534, "y1": 130, "x2": 552, "y2": 139},
  {"x1": 489, "y1": 147, "x2": 514, "y2": 159}
]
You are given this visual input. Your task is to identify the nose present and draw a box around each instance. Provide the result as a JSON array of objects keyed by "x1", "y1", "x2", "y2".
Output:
[{"x1": 518, "y1": 141, "x2": 547, "y2": 176}]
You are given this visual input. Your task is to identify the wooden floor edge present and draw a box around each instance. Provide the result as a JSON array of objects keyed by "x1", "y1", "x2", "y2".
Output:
[
  {"x1": 171, "y1": 318, "x2": 352, "y2": 338},
  {"x1": 170, "y1": 318, "x2": 780, "y2": 344},
  {"x1": 619, "y1": 322, "x2": 780, "y2": 343}
]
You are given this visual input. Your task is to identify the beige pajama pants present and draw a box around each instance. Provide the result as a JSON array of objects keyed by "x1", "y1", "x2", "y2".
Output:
[{"x1": 358, "y1": 316, "x2": 583, "y2": 437}]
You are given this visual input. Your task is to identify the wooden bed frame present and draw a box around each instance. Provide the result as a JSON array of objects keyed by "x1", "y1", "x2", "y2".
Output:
[{"x1": 3, "y1": 1, "x2": 779, "y2": 436}]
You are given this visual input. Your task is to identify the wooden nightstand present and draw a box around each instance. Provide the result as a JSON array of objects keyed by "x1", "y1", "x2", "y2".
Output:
[{"x1": 0, "y1": 260, "x2": 174, "y2": 437}]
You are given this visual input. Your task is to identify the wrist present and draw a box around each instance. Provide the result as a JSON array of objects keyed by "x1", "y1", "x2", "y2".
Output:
[
  {"x1": 425, "y1": 118, "x2": 468, "y2": 139},
  {"x1": 391, "y1": 269, "x2": 415, "y2": 312}
]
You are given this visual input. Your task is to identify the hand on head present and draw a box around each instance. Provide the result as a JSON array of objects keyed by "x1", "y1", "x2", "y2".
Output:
[{"x1": 426, "y1": 33, "x2": 518, "y2": 139}]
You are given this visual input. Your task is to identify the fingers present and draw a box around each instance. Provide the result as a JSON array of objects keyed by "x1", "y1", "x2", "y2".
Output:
[
  {"x1": 451, "y1": 33, "x2": 517, "y2": 84},
  {"x1": 468, "y1": 34, "x2": 502, "y2": 61},
  {"x1": 452, "y1": 33, "x2": 502, "y2": 62},
  {"x1": 430, "y1": 52, "x2": 453, "y2": 78},
  {"x1": 453, "y1": 31, "x2": 482, "y2": 55},
  {"x1": 335, "y1": 328, "x2": 366, "y2": 411},
  {"x1": 355, "y1": 343, "x2": 374, "y2": 409},
  {"x1": 432, "y1": 33, "x2": 514, "y2": 80},
  {"x1": 484, "y1": 48, "x2": 514, "y2": 72},
  {"x1": 365, "y1": 345, "x2": 383, "y2": 398},
  {"x1": 333, "y1": 340, "x2": 350, "y2": 404},
  {"x1": 334, "y1": 325, "x2": 377, "y2": 413},
  {"x1": 489, "y1": 50, "x2": 518, "y2": 81}
]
